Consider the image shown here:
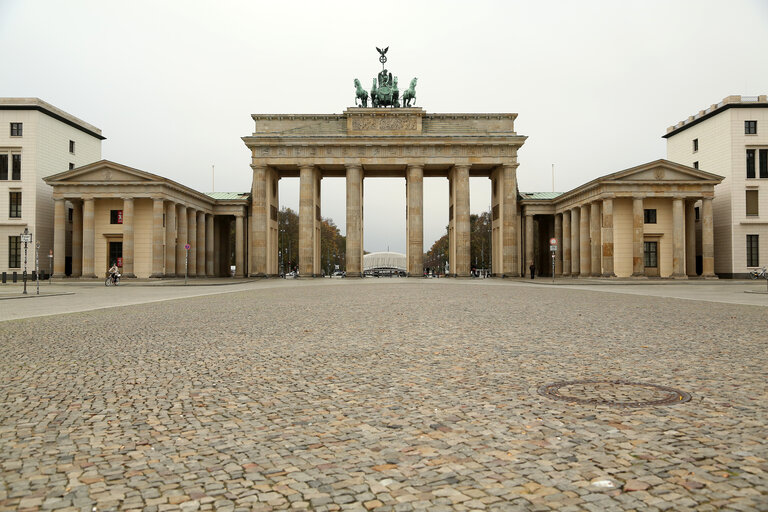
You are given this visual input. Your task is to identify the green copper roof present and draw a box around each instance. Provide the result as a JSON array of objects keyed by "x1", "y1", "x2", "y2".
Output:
[
  {"x1": 520, "y1": 192, "x2": 563, "y2": 200},
  {"x1": 206, "y1": 192, "x2": 249, "y2": 200}
]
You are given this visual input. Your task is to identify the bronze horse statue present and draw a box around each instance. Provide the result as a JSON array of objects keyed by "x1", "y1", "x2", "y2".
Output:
[
  {"x1": 354, "y1": 78, "x2": 369, "y2": 107},
  {"x1": 402, "y1": 78, "x2": 417, "y2": 107}
]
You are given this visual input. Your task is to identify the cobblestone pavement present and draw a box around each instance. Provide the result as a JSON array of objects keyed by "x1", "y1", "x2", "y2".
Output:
[{"x1": 0, "y1": 280, "x2": 766, "y2": 511}]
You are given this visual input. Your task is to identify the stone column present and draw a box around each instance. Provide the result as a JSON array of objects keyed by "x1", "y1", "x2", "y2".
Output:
[
  {"x1": 196, "y1": 210, "x2": 206, "y2": 276},
  {"x1": 53, "y1": 198, "x2": 66, "y2": 277},
  {"x1": 346, "y1": 164, "x2": 364, "y2": 277},
  {"x1": 175, "y1": 205, "x2": 187, "y2": 276},
  {"x1": 672, "y1": 197, "x2": 686, "y2": 278},
  {"x1": 570, "y1": 208, "x2": 580, "y2": 276},
  {"x1": 406, "y1": 164, "x2": 424, "y2": 277},
  {"x1": 71, "y1": 201, "x2": 82, "y2": 277},
  {"x1": 632, "y1": 197, "x2": 644, "y2": 276},
  {"x1": 235, "y1": 213, "x2": 245, "y2": 277},
  {"x1": 188, "y1": 208, "x2": 197, "y2": 277},
  {"x1": 299, "y1": 165, "x2": 318, "y2": 276},
  {"x1": 579, "y1": 204, "x2": 590, "y2": 277},
  {"x1": 685, "y1": 200, "x2": 697, "y2": 277},
  {"x1": 502, "y1": 164, "x2": 519, "y2": 276},
  {"x1": 122, "y1": 197, "x2": 135, "y2": 278},
  {"x1": 165, "y1": 201, "x2": 176, "y2": 277},
  {"x1": 554, "y1": 213, "x2": 563, "y2": 275},
  {"x1": 206, "y1": 214, "x2": 214, "y2": 276},
  {"x1": 150, "y1": 197, "x2": 165, "y2": 278},
  {"x1": 562, "y1": 210, "x2": 571, "y2": 276},
  {"x1": 601, "y1": 197, "x2": 615, "y2": 277},
  {"x1": 251, "y1": 164, "x2": 267, "y2": 276},
  {"x1": 590, "y1": 201, "x2": 601, "y2": 277},
  {"x1": 82, "y1": 197, "x2": 96, "y2": 278},
  {"x1": 701, "y1": 197, "x2": 715, "y2": 277},
  {"x1": 525, "y1": 213, "x2": 534, "y2": 275},
  {"x1": 454, "y1": 164, "x2": 471, "y2": 277}
]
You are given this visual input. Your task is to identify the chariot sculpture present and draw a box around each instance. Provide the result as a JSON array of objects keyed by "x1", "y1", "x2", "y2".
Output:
[{"x1": 353, "y1": 46, "x2": 417, "y2": 108}]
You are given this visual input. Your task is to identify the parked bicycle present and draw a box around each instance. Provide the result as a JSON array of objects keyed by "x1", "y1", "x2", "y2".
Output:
[
  {"x1": 749, "y1": 266, "x2": 767, "y2": 279},
  {"x1": 105, "y1": 272, "x2": 121, "y2": 286}
]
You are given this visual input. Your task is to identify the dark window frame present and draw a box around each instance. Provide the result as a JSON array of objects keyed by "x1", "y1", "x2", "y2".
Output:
[
  {"x1": 694, "y1": 206, "x2": 700, "y2": 221},
  {"x1": 644, "y1": 209, "x2": 657, "y2": 224},
  {"x1": 8, "y1": 236, "x2": 21, "y2": 268},
  {"x1": 0, "y1": 154, "x2": 7, "y2": 180},
  {"x1": 69, "y1": 140, "x2": 75, "y2": 154},
  {"x1": 110, "y1": 209, "x2": 123, "y2": 224},
  {"x1": 693, "y1": 138, "x2": 698, "y2": 152},
  {"x1": 745, "y1": 120, "x2": 757, "y2": 135},
  {"x1": 10, "y1": 123, "x2": 22, "y2": 137},
  {"x1": 760, "y1": 149, "x2": 768, "y2": 179},
  {"x1": 644, "y1": 241, "x2": 658, "y2": 268},
  {"x1": 9, "y1": 191, "x2": 21, "y2": 218},
  {"x1": 747, "y1": 234, "x2": 759, "y2": 267},
  {"x1": 11, "y1": 154, "x2": 20, "y2": 180},
  {"x1": 746, "y1": 190, "x2": 759, "y2": 217},
  {"x1": 747, "y1": 149, "x2": 756, "y2": 178},
  {"x1": 69, "y1": 163, "x2": 75, "y2": 170},
  {"x1": 693, "y1": 161, "x2": 699, "y2": 169}
]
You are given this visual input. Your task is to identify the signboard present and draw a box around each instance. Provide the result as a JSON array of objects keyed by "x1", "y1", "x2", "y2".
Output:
[
  {"x1": 550, "y1": 245, "x2": 557, "y2": 252},
  {"x1": 117, "y1": 257, "x2": 123, "y2": 267},
  {"x1": 21, "y1": 234, "x2": 32, "y2": 243},
  {"x1": 117, "y1": 210, "x2": 123, "y2": 224},
  {"x1": 184, "y1": 243, "x2": 191, "y2": 251}
]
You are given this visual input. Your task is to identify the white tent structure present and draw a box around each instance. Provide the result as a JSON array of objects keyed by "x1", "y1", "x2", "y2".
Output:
[{"x1": 363, "y1": 252, "x2": 406, "y2": 274}]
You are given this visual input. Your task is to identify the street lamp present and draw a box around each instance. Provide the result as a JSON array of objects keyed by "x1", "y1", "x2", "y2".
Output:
[{"x1": 20, "y1": 227, "x2": 31, "y2": 295}]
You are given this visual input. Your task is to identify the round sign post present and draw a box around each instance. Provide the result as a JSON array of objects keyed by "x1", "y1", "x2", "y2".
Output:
[
  {"x1": 549, "y1": 238, "x2": 558, "y2": 283},
  {"x1": 184, "y1": 243, "x2": 191, "y2": 285}
]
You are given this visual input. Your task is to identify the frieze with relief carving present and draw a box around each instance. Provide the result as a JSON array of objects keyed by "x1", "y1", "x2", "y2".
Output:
[
  {"x1": 349, "y1": 116, "x2": 418, "y2": 132},
  {"x1": 251, "y1": 143, "x2": 516, "y2": 160}
]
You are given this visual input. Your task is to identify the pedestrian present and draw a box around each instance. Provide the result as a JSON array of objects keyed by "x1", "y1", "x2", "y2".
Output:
[{"x1": 529, "y1": 263, "x2": 535, "y2": 279}]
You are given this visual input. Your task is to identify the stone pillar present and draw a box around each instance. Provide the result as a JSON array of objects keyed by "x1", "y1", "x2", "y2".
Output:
[
  {"x1": 165, "y1": 201, "x2": 176, "y2": 277},
  {"x1": 406, "y1": 164, "x2": 424, "y2": 277},
  {"x1": 554, "y1": 213, "x2": 563, "y2": 275},
  {"x1": 701, "y1": 197, "x2": 715, "y2": 277},
  {"x1": 82, "y1": 197, "x2": 96, "y2": 278},
  {"x1": 251, "y1": 164, "x2": 267, "y2": 276},
  {"x1": 454, "y1": 164, "x2": 471, "y2": 277},
  {"x1": 299, "y1": 165, "x2": 318, "y2": 277},
  {"x1": 71, "y1": 201, "x2": 82, "y2": 277},
  {"x1": 590, "y1": 201, "x2": 601, "y2": 277},
  {"x1": 235, "y1": 213, "x2": 245, "y2": 277},
  {"x1": 122, "y1": 197, "x2": 135, "y2": 278},
  {"x1": 672, "y1": 197, "x2": 686, "y2": 278},
  {"x1": 525, "y1": 213, "x2": 534, "y2": 275},
  {"x1": 206, "y1": 214, "x2": 214, "y2": 277},
  {"x1": 685, "y1": 200, "x2": 697, "y2": 277},
  {"x1": 562, "y1": 211, "x2": 571, "y2": 276},
  {"x1": 570, "y1": 208, "x2": 580, "y2": 276},
  {"x1": 176, "y1": 205, "x2": 187, "y2": 276},
  {"x1": 150, "y1": 197, "x2": 165, "y2": 278},
  {"x1": 346, "y1": 164, "x2": 364, "y2": 277},
  {"x1": 502, "y1": 164, "x2": 519, "y2": 276},
  {"x1": 187, "y1": 208, "x2": 197, "y2": 277},
  {"x1": 632, "y1": 197, "x2": 644, "y2": 276},
  {"x1": 53, "y1": 198, "x2": 66, "y2": 277},
  {"x1": 196, "y1": 210, "x2": 206, "y2": 276},
  {"x1": 579, "y1": 204, "x2": 590, "y2": 277},
  {"x1": 601, "y1": 197, "x2": 615, "y2": 277}
]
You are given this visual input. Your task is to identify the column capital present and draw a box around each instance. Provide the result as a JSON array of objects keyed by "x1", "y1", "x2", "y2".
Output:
[
  {"x1": 250, "y1": 163, "x2": 268, "y2": 171},
  {"x1": 632, "y1": 195, "x2": 646, "y2": 200},
  {"x1": 345, "y1": 163, "x2": 363, "y2": 171},
  {"x1": 602, "y1": 194, "x2": 616, "y2": 200},
  {"x1": 452, "y1": 163, "x2": 471, "y2": 171},
  {"x1": 501, "y1": 162, "x2": 519, "y2": 170},
  {"x1": 406, "y1": 163, "x2": 425, "y2": 170}
]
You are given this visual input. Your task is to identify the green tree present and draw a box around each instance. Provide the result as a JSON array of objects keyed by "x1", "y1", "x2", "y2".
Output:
[
  {"x1": 470, "y1": 210, "x2": 492, "y2": 270},
  {"x1": 278, "y1": 207, "x2": 347, "y2": 274}
]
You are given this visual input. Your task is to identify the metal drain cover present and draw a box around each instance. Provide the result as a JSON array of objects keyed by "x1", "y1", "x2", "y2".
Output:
[{"x1": 538, "y1": 380, "x2": 691, "y2": 407}]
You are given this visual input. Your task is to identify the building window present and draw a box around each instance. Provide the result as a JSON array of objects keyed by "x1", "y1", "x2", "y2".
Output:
[
  {"x1": 644, "y1": 241, "x2": 658, "y2": 268},
  {"x1": 693, "y1": 161, "x2": 699, "y2": 169},
  {"x1": 644, "y1": 209, "x2": 657, "y2": 224},
  {"x1": 8, "y1": 236, "x2": 21, "y2": 268},
  {"x1": 69, "y1": 163, "x2": 75, "y2": 170},
  {"x1": 693, "y1": 138, "x2": 698, "y2": 152},
  {"x1": 747, "y1": 235, "x2": 759, "y2": 267},
  {"x1": 11, "y1": 154, "x2": 20, "y2": 180},
  {"x1": 9, "y1": 192, "x2": 21, "y2": 218},
  {"x1": 747, "y1": 149, "x2": 756, "y2": 178},
  {"x1": 0, "y1": 154, "x2": 6, "y2": 180},
  {"x1": 110, "y1": 209, "x2": 123, "y2": 224},
  {"x1": 745, "y1": 120, "x2": 757, "y2": 135},
  {"x1": 760, "y1": 149, "x2": 768, "y2": 179},
  {"x1": 695, "y1": 206, "x2": 700, "y2": 221},
  {"x1": 163, "y1": 213, "x2": 166, "y2": 228},
  {"x1": 69, "y1": 140, "x2": 75, "y2": 153},
  {"x1": 10, "y1": 123, "x2": 22, "y2": 136},
  {"x1": 746, "y1": 190, "x2": 759, "y2": 216}
]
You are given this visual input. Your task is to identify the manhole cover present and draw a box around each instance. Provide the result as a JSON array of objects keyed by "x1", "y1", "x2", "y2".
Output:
[{"x1": 538, "y1": 380, "x2": 691, "y2": 407}]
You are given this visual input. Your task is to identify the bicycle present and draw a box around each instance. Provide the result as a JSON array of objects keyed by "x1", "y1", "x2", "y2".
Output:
[
  {"x1": 105, "y1": 272, "x2": 121, "y2": 286},
  {"x1": 749, "y1": 267, "x2": 767, "y2": 279}
]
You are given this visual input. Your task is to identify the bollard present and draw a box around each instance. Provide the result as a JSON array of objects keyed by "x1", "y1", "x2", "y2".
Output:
[
  {"x1": 1, "y1": 272, "x2": 5, "y2": 284},
  {"x1": 12, "y1": 272, "x2": 18, "y2": 283}
]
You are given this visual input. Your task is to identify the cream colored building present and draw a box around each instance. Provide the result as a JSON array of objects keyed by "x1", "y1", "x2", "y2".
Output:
[
  {"x1": 665, "y1": 95, "x2": 768, "y2": 278},
  {"x1": 0, "y1": 98, "x2": 103, "y2": 277}
]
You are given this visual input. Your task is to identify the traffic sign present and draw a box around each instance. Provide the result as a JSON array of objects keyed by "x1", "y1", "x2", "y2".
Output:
[
  {"x1": 549, "y1": 238, "x2": 557, "y2": 245},
  {"x1": 184, "y1": 243, "x2": 191, "y2": 250}
]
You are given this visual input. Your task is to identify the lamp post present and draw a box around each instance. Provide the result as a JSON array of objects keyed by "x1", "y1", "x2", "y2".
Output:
[
  {"x1": 48, "y1": 249, "x2": 53, "y2": 284},
  {"x1": 20, "y1": 227, "x2": 31, "y2": 295},
  {"x1": 35, "y1": 241, "x2": 40, "y2": 295}
]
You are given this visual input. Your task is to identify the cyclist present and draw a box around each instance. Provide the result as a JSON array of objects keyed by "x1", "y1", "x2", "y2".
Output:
[{"x1": 108, "y1": 262, "x2": 119, "y2": 284}]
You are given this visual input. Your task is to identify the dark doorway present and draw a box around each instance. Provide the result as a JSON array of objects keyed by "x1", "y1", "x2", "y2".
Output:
[{"x1": 108, "y1": 241, "x2": 123, "y2": 271}]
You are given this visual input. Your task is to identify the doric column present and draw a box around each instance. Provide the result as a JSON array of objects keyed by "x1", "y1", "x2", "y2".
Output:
[
  {"x1": 454, "y1": 164, "x2": 471, "y2": 277},
  {"x1": 251, "y1": 164, "x2": 267, "y2": 276},
  {"x1": 175, "y1": 204, "x2": 187, "y2": 276},
  {"x1": 554, "y1": 213, "x2": 563, "y2": 275},
  {"x1": 632, "y1": 197, "x2": 644, "y2": 276},
  {"x1": 196, "y1": 210, "x2": 206, "y2": 276},
  {"x1": 685, "y1": 200, "x2": 697, "y2": 276},
  {"x1": 188, "y1": 208, "x2": 197, "y2": 277},
  {"x1": 235, "y1": 213, "x2": 245, "y2": 277},
  {"x1": 525, "y1": 213, "x2": 534, "y2": 274},
  {"x1": 206, "y1": 214, "x2": 214, "y2": 276},
  {"x1": 579, "y1": 204, "x2": 590, "y2": 277},
  {"x1": 122, "y1": 197, "x2": 135, "y2": 278},
  {"x1": 82, "y1": 197, "x2": 96, "y2": 278},
  {"x1": 601, "y1": 197, "x2": 615, "y2": 277},
  {"x1": 672, "y1": 197, "x2": 686, "y2": 278},
  {"x1": 502, "y1": 164, "x2": 519, "y2": 276},
  {"x1": 562, "y1": 210, "x2": 571, "y2": 276},
  {"x1": 53, "y1": 198, "x2": 66, "y2": 277},
  {"x1": 590, "y1": 201, "x2": 601, "y2": 277},
  {"x1": 299, "y1": 165, "x2": 320, "y2": 276},
  {"x1": 406, "y1": 164, "x2": 424, "y2": 277},
  {"x1": 71, "y1": 201, "x2": 82, "y2": 277},
  {"x1": 150, "y1": 197, "x2": 165, "y2": 278},
  {"x1": 701, "y1": 197, "x2": 715, "y2": 277},
  {"x1": 165, "y1": 201, "x2": 176, "y2": 277},
  {"x1": 346, "y1": 164, "x2": 364, "y2": 277},
  {"x1": 571, "y1": 208, "x2": 580, "y2": 276}
]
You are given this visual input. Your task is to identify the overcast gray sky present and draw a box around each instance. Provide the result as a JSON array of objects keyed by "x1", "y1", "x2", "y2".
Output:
[{"x1": 2, "y1": 0, "x2": 767, "y2": 253}]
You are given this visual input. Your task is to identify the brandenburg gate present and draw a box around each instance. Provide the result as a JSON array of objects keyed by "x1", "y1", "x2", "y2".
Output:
[{"x1": 242, "y1": 108, "x2": 527, "y2": 277}]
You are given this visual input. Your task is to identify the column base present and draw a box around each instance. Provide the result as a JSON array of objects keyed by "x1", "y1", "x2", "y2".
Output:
[
  {"x1": 671, "y1": 273, "x2": 689, "y2": 280},
  {"x1": 149, "y1": 273, "x2": 164, "y2": 278},
  {"x1": 51, "y1": 273, "x2": 67, "y2": 279},
  {"x1": 630, "y1": 273, "x2": 649, "y2": 279},
  {"x1": 601, "y1": 273, "x2": 617, "y2": 278},
  {"x1": 164, "y1": 273, "x2": 176, "y2": 278},
  {"x1": 700, "y1": 274, "x2": 719, "y2": 280}
]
